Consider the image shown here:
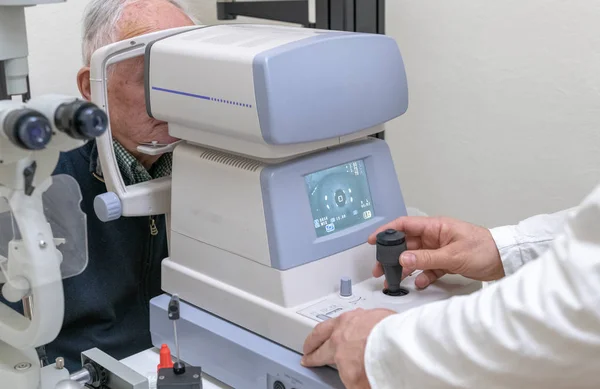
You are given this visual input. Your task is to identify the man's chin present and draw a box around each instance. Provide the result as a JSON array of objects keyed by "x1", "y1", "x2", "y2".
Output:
[
  {"x1": 152, "y1": 124, "x2": 180, "y2": 144},
  {"x1": 145, "y1": 132, "x2": 180, "y2": 145},
  {"x1": 140, "y1": 138, "x2": 180, "y2": 147},
  {"x1": 164, "y1": 136, "x2": 181, "y2": 144}
]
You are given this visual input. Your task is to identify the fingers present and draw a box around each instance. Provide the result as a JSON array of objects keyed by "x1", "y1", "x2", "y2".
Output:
[
  {"x1": 372, "y1": 262, "x2": 415, "y2": 280},
  {"x1": 376, "y1": 264, "x2": 442, "y2": 289},
  {"x1": 372, "y1": 236, "x2": 421, "y2": 277},
  {"x1": 406, "y1": 237, "x2": 423, "y2": 251},
  {"x1": 302, "y1": 318, "x2": 337, "y2": 355},
  {"x1": 399, "y1": 248, "x2": 451, "y2": 272},
  {"x1": 301, "y1": 339, "x2": 335, "y2": 367},
  {"x1": 415, "y1": 269, "x2": 447, "y2": 289},
  {"x1": 367, "y1": 216, "x2": 436, "y2": 244},
  {"x1": 372, "y1": 262, "x2": 383, "y2": 278}
]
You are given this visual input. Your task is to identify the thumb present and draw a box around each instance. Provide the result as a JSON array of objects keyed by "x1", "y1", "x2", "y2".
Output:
[{"x1": 400, "y1": 249, "x2": 448, "y2": 271}]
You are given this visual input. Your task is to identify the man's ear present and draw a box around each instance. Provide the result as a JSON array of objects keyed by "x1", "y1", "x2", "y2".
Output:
[{"x1": 77, "y1": 67, "x2": 91, "y2": 101}]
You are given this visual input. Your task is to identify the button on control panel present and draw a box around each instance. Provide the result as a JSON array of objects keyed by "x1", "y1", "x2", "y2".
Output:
[{"x1": 339, "y1": 277, "x2": 352, "y2": 297}]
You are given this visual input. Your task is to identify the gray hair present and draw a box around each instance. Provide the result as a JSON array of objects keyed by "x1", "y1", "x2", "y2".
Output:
[{"x1": 81, "y1": 0, "x2": 195, "y2": 66}]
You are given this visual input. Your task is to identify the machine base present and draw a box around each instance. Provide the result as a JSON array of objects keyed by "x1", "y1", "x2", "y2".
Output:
[
  {"x1": 0, "y1": 342, "x2": 40, "y2": 389},
  {"x1": 149, "y1": 294, "x2": 345, "y2": 389}
]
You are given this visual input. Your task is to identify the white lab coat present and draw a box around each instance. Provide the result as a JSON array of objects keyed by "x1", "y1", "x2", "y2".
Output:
[{"x1": 364, "y1": 185, "x2": 600, "y2": 388}]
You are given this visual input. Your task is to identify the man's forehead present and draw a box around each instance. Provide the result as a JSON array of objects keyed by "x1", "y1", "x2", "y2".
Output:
[{"x1": 117, "y1": 0, "x2": 194, "y2": 41}]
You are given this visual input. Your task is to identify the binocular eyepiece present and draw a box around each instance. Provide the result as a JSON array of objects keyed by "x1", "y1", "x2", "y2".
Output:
[
  {"x1": 1, "y1": 97, "x2": 108, "y2": 151},
  {"x1": 54, "y1": 100, "x2": 108, "y2": 140}
]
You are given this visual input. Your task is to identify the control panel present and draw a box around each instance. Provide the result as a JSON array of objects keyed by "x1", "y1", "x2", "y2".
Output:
[
  {"x1": 297, "y1": 294, "x2": 368, "y2": 322},
  {"x1": 296, "y1": 277, "x2": 372, "y2": 322},
  {"x1": 295, "y1": 273, "x2": 459, "y2": 323}
]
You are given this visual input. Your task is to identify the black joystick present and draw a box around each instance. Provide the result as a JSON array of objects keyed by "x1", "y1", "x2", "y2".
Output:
[{"x1": 376, "y1": 229, "x2": 409, "y2": 296}]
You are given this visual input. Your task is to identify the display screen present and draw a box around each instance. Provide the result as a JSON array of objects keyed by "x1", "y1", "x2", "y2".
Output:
[{"x1": 305, "y1": 159, "x2": 375, "y2": 237}]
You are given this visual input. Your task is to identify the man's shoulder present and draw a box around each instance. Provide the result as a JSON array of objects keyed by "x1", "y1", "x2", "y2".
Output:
[{"x1": 53, "y1": 141, "x2": 95, "y2": 177}]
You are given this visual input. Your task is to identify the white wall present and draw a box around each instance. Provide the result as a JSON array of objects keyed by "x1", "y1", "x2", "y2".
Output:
[
  {"x1": 23, "y1": 0, "x2": 600, "y2": 227},
  {"x1": 24, "y1": 0, "x2": 90, "y2": 97},
  {"x1": 385, "y1": 0, "x2": 600, "y2": 227}
]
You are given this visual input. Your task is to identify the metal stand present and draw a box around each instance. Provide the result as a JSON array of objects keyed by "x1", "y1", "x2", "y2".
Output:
[{"x1": 215, "y1": 0, "x2": 386, "y2": 140}]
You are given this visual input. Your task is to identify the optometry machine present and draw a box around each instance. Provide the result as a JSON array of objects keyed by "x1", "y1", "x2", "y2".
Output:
[{"x1": 90, "y1": 24, "x2": 482, "y2": 389}]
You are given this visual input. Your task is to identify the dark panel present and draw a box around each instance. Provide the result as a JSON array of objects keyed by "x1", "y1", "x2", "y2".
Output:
[
  {"x1": 217, "y1": 1, "x2": 309, "y2": 25},
  {"x1": 355, "y1": 0, "x2": 377, "y2": 33},
  {"x1": 344, "y1": 0, "x2": 354, "y2": 31},
  {"x1": 315, "y1": 0, "x2": 330, "y2": 29},
  {"x1": 377, "y1": 0, "x2": 385, "y2": 34},
  {"x1": 216, "y1": 2, "x2": 236, "y2": 20},
  {"x1": 329, "y1": 0, "x2": 344, "y2": 30}
]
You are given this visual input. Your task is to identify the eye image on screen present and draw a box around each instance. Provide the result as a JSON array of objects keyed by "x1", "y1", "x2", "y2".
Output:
[{"x1": 304, "y1": 159, "x2": 375, "y2": 237}]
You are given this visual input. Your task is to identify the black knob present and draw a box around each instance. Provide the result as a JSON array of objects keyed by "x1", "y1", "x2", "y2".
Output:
[
  {"x1": 376, "y1": 229, "x2": 408, "y2": 296},
  {"x1": 376, "y1": 229, "x2": 406, "y2": 247},
  {"x1": 168, "y1": 295, "x2": 180, "y2": 320},
  {"x1": 173, "y1": 361, "x2": 185, "y2": 375}
]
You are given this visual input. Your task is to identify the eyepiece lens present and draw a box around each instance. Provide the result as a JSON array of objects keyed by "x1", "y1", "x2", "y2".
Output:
[
  {"x1": 20, "y1": 116, "x2": 52, "y2": 150},
  {"x1": 76, "y1": 105, "x2": 108, "y2": 138},
  {"x1": 3, "y1": 109, "x2": 53, "y2": 150}
]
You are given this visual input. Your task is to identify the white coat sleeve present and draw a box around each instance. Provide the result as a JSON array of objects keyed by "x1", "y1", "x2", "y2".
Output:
[
  {"x1": 364, "y1": 186, "x2": 600, "y2": 389},
  {"x1": 489, "y1": 207, "x2": 577, "y2": 275}
]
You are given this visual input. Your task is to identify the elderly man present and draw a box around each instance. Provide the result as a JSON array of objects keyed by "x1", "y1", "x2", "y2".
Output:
[{"x1": 37, "y1": 0, "x2": 194, "y2": 371}]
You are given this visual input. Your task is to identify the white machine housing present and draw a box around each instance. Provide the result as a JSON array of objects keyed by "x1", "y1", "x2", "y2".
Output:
[
  {"x1": 92, "y1": 23, "x2": 408, "y2": 221},
  {"x1": 154, "y1": 24, "x2": 480, "y2": 357},
  {"x1": 146, "y1": 24, "x2": 408, "y2": 160},
  {"x1": 163, "y1": 139, "x2": 480, "y2": 354}
]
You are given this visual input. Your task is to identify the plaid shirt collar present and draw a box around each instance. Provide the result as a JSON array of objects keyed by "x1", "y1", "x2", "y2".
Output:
[
  {"x1": 112, "y1": 140, "x2": 172, "y2": 185},
  {"x1": 91, "y1": 140, "x2": 172, "y2": 185}
]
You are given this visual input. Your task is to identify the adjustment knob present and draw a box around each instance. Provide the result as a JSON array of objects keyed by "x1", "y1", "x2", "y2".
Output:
[
  {"x1": 94, "y1": 192, "x2": 122, "y2": 222},
  {"x1": 339, "y1": 277, "x2": 352, "y2": 297}
]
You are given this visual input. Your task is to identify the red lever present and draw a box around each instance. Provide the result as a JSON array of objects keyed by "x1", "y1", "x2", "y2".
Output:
[{"x1": 157, "y1": 344, "x2": 174, "y2": 370}]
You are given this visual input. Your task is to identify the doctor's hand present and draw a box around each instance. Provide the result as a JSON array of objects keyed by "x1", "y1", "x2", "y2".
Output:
[
  {"x1": 301, "y1": 308, "x2": 395, "y2": 389},
  {"x1": 368, "y1": 216, "x2": 505, "y2": 289}
]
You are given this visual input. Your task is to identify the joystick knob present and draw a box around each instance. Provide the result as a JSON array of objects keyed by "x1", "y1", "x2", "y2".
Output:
[{"x1": 376, "y1": 229, "x2": 409, "y2": 296}]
